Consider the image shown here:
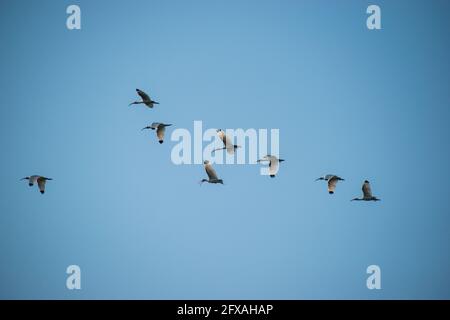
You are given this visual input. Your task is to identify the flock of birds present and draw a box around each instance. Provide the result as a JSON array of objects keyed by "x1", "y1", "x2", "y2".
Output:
[
  {"x1": 20, "y1": 88, "x2": 381, "y2": 202},
  {"x1": 315, "y1": 175, "x2": 380, "y2": 202}
]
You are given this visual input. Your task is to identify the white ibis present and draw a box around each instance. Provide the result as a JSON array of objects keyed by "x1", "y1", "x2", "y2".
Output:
[
  {"x1": 142, "y1": 122, "x2": 172, "y2": 144},
  {"x1": 316, "y1": 175, "x2": 345, "y2": 194},
  {"x1": 200, "y1": 160, "x2": 223, "y2": 185},
  {"x1": 213, "y1": 129, "x2": 241, "y2": 154},
  {"x1": 351, "y1": 180, "x2": 380, "y2": 201},
  {"x1": 257, "y1": 155, "x2": 285, "y2": 178},
  {"x1": 21, "y1": 175, "x2": 53, "y2": 194},
  {"x1": 315, "y1": 174, "x2": 344, "y2": 182},
  {"x1": 129, "y1": 89, "x2": 159, "y2": 108}
]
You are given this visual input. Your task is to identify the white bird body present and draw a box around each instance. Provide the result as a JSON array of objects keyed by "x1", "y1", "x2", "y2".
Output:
[
  {"x1": 327, "y1": 176, "x2": 340, "y2": 194},
  {"x1": 257, "y1": 155, "x2": 285, "y2": 178},
  {"x1": 28, "y1": 175, "x2": 39, "y2": 185},
  {"x1": 21, "y1": 175, "x2": 53, "y2": 194},
  {"x1": 129, "y1": 89, "x2": 159, "y2": 108},
  {"x1": 142, "y1": 122, "x2": 172, "y2": 144},
  {"x1": 213, "y1": 129, "x2": 241, "y2": 155},
  {"x1": 352, "y1": 180, "x2": 380, "y2": 201},
  {"x1": 200, "y1": 160, "x2": 223, "y2": 184},
  {"x1": 316, "y1": 174, "x2": 345, "y2": 194}
]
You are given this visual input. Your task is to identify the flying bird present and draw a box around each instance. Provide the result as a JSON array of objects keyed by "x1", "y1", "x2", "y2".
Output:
[
  {"x1": 129, "y1": 89, "x2": 159, "y2": 108},
  {"x1": 316, "y1": 175, "x2": 345, "y2": 194},
  {"x1": 142, "y1": 122, "x2": 172, "y2": 144},
  {"x1": 257, "y1": 155, "x2": 285, "y2": 178},
  {"x1": 212, "y1": 129, "x2": 241, "y2": 154},
  {"x1": 351, "y1": 180, "x2": 380, "y2": 201},
  {"x1": 21, "y1": 175, "x2": 53, "y2": 194},
  {"x1": 315, "y1": 174, "x2": 344, "y2": 182},
  {"x1": 200, "y1": 160, "x2": 223, "y2": 185}
]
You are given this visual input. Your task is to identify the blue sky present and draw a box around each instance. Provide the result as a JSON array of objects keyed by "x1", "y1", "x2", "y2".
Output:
[{"x1": 0, "y1": 0, "x2": 449, "y2": 299}]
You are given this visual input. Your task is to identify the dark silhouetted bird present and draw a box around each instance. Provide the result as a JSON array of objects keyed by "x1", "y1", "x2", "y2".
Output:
[
  {"x1": 142, "y1": 122, "x2": 172, "y2": 144},
  {"x1": 200, "y1": 160, "x2": 223, "y2": 185},
  {"x1": 257, "y1": 155, "x2": 285, "y2": 178},
  {"x1": 129, "y1": 89, "x2": 159, "y2": 108},
  {"x1": 21, "y1": 175, "x2": 53, "y2": 194},
  {"x1": 316, "y1": 175, "x2": 345, "y2": 194},
  {"x1": 351, "y1": 180, "x2": 380, "y2": 201}
]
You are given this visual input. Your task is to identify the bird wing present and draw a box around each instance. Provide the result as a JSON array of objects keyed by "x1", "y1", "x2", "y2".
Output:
[
  {"x1": 224, "y1": 134, "x2": 235, "y2": 150},
  {"x1": 205, "y1": 163, "x2": 219, "y2": 181},
  {"x1": 362, "y1": 181, "x2": 373, "y2": 198},
  {"x1": 156, "y1": 125, "x2": 166, "y2": 141},
  {"x1": 151, "y1": 122, "x2": 160, "y2": 129},
  {"x1": 258, "y1": 155, "x2": 270, "y2": 162},
  {"x1": 37, "y1": 177, "x2": 46, "y2": 193},
  {"x1": 328, "y1": 177, "x2": 338, "y2": 193},
  {"x1": 136, "y1": 89, "x2": 151, "y2": 102}
]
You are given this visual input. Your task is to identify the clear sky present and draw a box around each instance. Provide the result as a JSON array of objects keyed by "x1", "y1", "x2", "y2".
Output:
[{"x1": 0, "y1": 0, "x2": 449, "y2": 299}]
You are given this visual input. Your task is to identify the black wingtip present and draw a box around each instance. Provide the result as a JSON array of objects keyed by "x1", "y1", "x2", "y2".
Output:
[
  {"x1": 270, "y1": 175, "x2": 275, "y2": 178},
  {"x1": 159, "y1": 140, "x2": 163, "y2": 144},
  {"x1": 329, "y1": 191, "x2": 334, "y2": 194},
  {"x1": 40, "y1": 191, "x2": 45, "y2": 194}
]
